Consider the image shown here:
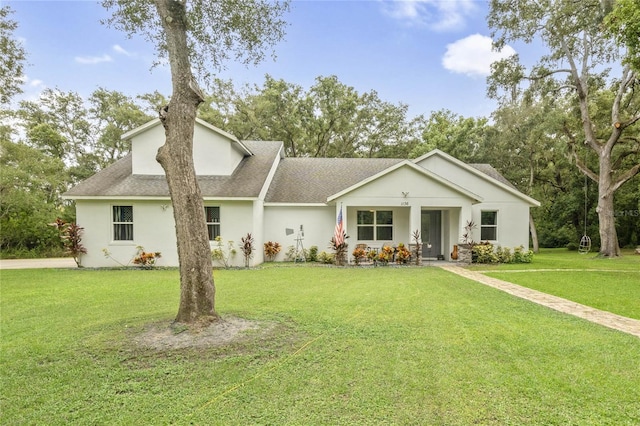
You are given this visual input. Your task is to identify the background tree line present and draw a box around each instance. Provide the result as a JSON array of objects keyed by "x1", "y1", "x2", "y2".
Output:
[{"x1": 1, "y1": 2, "x2": 638, "y2": 259}]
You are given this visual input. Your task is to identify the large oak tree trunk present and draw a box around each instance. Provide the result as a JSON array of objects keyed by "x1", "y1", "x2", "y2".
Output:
[
  {"x1": 529, "y1": 213, "x2": 539, "y2": 253},
  {"x1": 596, "y1": 151, "x2": 621, "y2": 257},
  {"x1": 154, "y1": 0, "x2": 217, "y2": 324}
]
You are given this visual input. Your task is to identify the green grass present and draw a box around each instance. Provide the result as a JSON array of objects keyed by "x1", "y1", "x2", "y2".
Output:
[
  {"x1": 474, "y1": 249, "x2": 640, "y2": 320},
  {"x1": 2, "y1": 265, "x2": 639, "y2": 425},
  {"x1": 469, "y1": 247, "x2": 640, "y2": 271}
]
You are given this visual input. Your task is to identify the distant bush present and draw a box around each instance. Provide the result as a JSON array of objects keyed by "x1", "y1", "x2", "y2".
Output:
[{"x1": 566, "y1": 242, "x2": 579, "y2": 251}]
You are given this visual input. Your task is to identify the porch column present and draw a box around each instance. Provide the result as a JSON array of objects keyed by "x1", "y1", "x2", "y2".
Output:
[
  {"x1": 410, "y1": 205, "x2": 421, "y2": 242},
  {"x1": 459, "y1": 203, "x2": 474, "y2": 240}
]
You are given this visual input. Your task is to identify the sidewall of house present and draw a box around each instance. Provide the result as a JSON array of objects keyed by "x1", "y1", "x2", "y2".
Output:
[
  {"x1": 205, "y1": 200, "x2": 255, "y2": 268},
  {"x1": 76, "y1": 199, "x2": 177, "y2": 267},
  {"x1": 263, "y1": 205, "x2": 335, "y2": 261},
  {"x1": 77, "y1": 199, "x2": 257, "y2": 268},
  {"x1": 471, "y1": 203, "x2": 530, "y2": 249}
]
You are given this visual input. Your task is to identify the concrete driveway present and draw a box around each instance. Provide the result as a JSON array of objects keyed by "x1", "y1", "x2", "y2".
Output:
[{"x1": 0, "y1": 258, "x2": 78, "y2": 269}]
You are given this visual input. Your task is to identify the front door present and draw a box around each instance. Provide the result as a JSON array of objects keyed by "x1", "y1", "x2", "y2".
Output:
[{"x1": 421, "y1": 210, "x2": 442, "y2": 258}]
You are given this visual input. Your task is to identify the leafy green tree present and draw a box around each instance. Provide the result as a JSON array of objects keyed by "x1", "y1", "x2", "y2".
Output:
[
  {"x1": 88, "y1": 87, "x2": 152, "y2": 168},
  {"x1": 410, "y1": 110, "x2": 490, "y2": 162},
  {"x1": 202, "y1": 74, "x2": 420, "y2": 159},
  {"x1": 18, "y1": 88, "x2": 94, "y2": 181},
  {"x1": 0, "y1": 137, "x2": 69, "y2": 256},
  {"x1": 101, "y1": 0, "x2": 290, "y2": 324},
  {"x1": 0, "y1": 6, "x2": 26, "y2": 105},
  {"x1": 137, "y1": 90, "x2": 170, "y2": 116},
  {"x1": 201, "y1": 76, "x2": 308, "y2": 156},
  {"x1": 605, "y1": 0, "x2": 640, "y2": 72},
  {"x1": 488, "y1": 0, "x2": 640, "y2": 257}
]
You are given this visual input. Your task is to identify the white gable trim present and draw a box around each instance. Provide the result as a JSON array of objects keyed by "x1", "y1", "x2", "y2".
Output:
[
  {"x1": 195, "y1": 118, "x2": 253, "y2": 156},
  {"x1": 413, "y1": 149, "x2": 541, "y2": 207},
  {"x1": 326, "y1": 160, "x2": 483, "y2": 203}
]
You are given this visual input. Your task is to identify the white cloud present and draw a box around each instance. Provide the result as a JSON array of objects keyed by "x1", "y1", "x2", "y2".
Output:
[
  {"x1": 382, "y1": 0, "x2": 476, "y2": 31},
  {"x1": 18, "y1": 75, "x2": 45, "y2": 89},
  {"x1": 113, "y1": 44, "x2": 133, "y2": 56},
  {"x1": 75, "y1": 54, "x2": 113, "y2": 64},
  {"x1": 29, "y1": 78, "x2": 44, "y2": 88},
  {"x1": 442, "y1": 34, "x2": 516, "y2": 77}
]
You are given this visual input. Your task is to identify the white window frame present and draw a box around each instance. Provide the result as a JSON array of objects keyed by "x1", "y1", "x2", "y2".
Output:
[
  {"x1": 356, "y1": 210, "x2": 393, "y2": 241},
  {"x1": 480, "y1": 210, "x2": 498, "y2": 241},
  {"x1": 112, "y1": 205, "x2": 134, "y2": 242},
  {"x1": 205, "y1": 206, "x2": 221, "y2": 241}
]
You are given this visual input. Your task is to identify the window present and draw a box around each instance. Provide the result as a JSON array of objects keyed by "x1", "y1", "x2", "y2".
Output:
[
  {"x1": 205, "y1": 206, "x2": 220, "y2": 241},
  {"x1": 357, "y1": 210, "x2": 393, "y2": 241},
  {"x1": 480, "y1": 211, "x2": 497, "y2": 241},
  {"x1": 113, "y1": 206, "x2": 133, "y2": 241}
]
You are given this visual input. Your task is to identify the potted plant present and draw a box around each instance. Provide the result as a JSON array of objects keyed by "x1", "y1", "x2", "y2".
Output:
[{"x1": 458, "y1": 220, "x2": 477, "y2": 263}]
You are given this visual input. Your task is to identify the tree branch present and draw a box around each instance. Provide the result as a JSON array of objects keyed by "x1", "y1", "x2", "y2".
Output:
[
  {"x1": 609, "y1": 162, "x2": 640, "y2": 196},
  {"x1": 525, "y1": 68, "x2": 573, "y2": 81}
]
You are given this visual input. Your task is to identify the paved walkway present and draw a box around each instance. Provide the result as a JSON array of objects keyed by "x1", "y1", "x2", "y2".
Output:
[
  {"x1": 440, "y1": 264, "x2": 640, "y2": 339},
  {"x1": 0, "y1": 258, "x2": 77, "y2": 269}
]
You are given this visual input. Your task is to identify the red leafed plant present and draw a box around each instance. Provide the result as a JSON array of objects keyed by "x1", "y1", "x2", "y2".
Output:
[
  {"x1": 263, "y1": 241, "x2": 281, "y2": 261},
  {"x1": 50, "y1": 219, "x2": 87, "y2": 267}
]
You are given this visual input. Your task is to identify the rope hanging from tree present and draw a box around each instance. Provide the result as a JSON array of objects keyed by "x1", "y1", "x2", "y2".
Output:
[{"x1": 579, "y1": 155, "x2": 591, "y2": 254}]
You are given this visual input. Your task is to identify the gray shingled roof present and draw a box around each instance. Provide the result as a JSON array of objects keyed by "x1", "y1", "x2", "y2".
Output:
[
  {"x1": 64, "y1": 141, "x2": 282, "y2": 198},
  {"x1": 469, "y1": 164, "x2": 517, "y2": 189},
  {"x1": 264, "y1": 157, "x2": 403, "y2": 203},
  {"x1": 64, "y1": 140, "x2": 521, "y2": 204}
]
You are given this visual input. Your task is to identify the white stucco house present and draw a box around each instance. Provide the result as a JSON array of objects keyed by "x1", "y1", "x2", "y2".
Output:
[{"x1": 63, "y1": 118, "x2": 540, "y2": 267}]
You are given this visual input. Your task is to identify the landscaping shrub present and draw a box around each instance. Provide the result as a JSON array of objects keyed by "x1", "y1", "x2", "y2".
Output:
[
  {"x1": 307, "y1": 245, "x2": 318, "y2": 262},
  {"x1": 513, "y1": 245, "x2": 534, "y2": 263},
  {"x1": 318, "y1": 251, "x2": 334, "y2": 264},
  {"x1": 263, "y1": 241, "x2": 281, "y2": 261},
  {"x1": 473, "y1": 243, "x2": 498, "y2": 264},
  {"x1": 211, "y1": 236, "x2": 237, "y2": 268},
  {"x1": 473, "y1": 243, "x2": 533, "y2": 264}
]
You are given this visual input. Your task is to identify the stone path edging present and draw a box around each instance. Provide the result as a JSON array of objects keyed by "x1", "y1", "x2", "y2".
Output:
[
  {"x1": 439, "y1": 264, "x2": 640, "y2": 339},
  {"x1": 0, "y1": 258, "x2": 77, "y2": 269}
]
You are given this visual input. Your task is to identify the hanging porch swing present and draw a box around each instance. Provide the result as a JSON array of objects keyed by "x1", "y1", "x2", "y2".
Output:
[
  {"x1": 578, "y1": 234, "x2": 591, "y2": 254},
  {"x1": 578, "y1": 162, "x2": 591, "y2": 255}
]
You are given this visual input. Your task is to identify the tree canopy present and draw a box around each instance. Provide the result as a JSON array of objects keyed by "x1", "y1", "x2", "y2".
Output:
[
  {"x1": 488, "y1": 0, "x2": 640, "y2": 257},
  {"x1": 0, "y1": 6, "x2": 26, "y2": 105}
]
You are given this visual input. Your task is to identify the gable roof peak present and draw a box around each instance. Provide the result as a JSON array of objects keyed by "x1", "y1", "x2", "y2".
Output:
[{"x1": 120, "y1": 117, "x2": 253, "y2": 156}]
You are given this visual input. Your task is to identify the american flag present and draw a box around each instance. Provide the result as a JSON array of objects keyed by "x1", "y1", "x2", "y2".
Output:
[{"x1": 334, "y1": 206, "x2": 344, "y2": 246}]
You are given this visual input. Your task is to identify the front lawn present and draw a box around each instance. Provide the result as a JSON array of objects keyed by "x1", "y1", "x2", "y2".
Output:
[
  {"x1": 2, "y1": 266, "x2": 639, "y2": 425},
  {"x1": 476, "y1": 249, "x2": 640, "y2": 319}
]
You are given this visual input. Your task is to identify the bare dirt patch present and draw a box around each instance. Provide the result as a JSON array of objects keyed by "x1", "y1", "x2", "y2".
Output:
[{"x1": 133, "y1": 316, "x2": 276, "y2": 351}]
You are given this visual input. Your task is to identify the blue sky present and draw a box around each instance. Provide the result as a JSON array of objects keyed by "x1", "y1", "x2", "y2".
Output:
[{"x1": 7, "y1": 0, "x2": 529, "y2": 119}]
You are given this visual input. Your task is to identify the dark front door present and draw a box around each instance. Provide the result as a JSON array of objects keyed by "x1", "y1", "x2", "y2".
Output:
[{"x1": 421, "y1": 210, "x2": 442, "y2": 258}]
